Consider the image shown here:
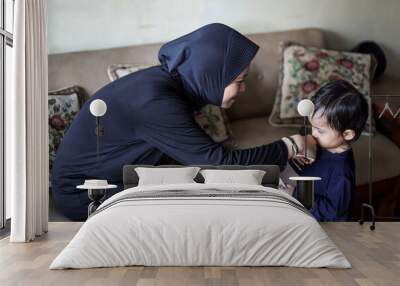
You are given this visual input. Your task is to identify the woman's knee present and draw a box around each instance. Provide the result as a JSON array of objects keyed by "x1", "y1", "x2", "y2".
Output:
[{"x1": 52, "y1": 190, "x2": 89, "y2": 221}]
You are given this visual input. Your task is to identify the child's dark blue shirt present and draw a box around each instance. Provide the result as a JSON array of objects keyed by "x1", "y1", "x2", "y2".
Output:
[{"x1": 291, "y1": 146, "x2": 355, "y2": 221}]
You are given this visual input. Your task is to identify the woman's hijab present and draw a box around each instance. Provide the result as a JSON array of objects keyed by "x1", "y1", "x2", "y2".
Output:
[{"x1": 159, "y1": 23, "x2": 259, "y2": 107}]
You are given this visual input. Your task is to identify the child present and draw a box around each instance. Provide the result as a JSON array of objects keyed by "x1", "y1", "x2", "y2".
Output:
[{"x1": 281, "y1": 80, "x2": 368, "y2": 221}]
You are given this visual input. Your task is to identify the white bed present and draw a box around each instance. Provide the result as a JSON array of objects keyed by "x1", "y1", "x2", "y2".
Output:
[{"x1": 50, "y1": 182, "x2": 351, "y2": 269}]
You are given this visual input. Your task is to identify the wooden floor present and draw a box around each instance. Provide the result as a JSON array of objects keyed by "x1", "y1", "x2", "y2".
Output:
[{"x1": 0, "y1": 222, "x2": 399, "y2": 286}]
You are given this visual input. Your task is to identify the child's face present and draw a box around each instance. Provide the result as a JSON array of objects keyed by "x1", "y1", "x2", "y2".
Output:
[{"x1": 309, "y1": 111, "x2": 346, "y2": 149}]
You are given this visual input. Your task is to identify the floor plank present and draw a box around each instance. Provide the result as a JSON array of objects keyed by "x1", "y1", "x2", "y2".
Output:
[{"x1": 0, "y1": 222, "x2": 399, "y2": 286}]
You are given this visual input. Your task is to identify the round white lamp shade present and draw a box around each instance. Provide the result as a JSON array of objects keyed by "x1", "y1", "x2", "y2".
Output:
[
  {"x1": 297, "y1": 99, "x2": 315, "y2": 117},
  {"x1": 90, "y1": 99, "x2": 107, "y2": 117}
]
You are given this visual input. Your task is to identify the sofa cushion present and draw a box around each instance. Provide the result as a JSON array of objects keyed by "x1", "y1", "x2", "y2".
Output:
[
  {"x1": 193, "y1": 105, "x2": 232, "y2": 143},
  {"x1": 225, "y1": 116, "x2": 400, "y2": 186},
  {"x1": 269, "y1": 43, "x2": 375, "y2": 135},
  {"x1": 107, "y1": 63, "x2": 156, "y2": 81},
  {"x1": 48, "y1": 86, "x2": 87, "y2": 171}
]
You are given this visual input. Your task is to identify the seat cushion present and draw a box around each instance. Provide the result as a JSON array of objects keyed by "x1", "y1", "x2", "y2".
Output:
[{"x1": 225, "y1": 116, "x2": 400, "y2": 186}]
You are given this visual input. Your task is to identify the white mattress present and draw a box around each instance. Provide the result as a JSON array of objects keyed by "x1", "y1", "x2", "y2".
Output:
[{"x1": 50, "y1": 183, "x2": 351, "y2": 269}]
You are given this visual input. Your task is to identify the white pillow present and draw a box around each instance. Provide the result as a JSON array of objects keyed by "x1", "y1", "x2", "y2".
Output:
[
  {"x1": 135, "y1": 167, "x2": 200, "y2": 186},
  {"x1": 200, "y1": 169, "x2": 266, "y2": 185}
]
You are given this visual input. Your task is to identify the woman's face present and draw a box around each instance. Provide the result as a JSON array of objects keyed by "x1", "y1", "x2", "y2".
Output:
[{"x1": 221, "y1": 67, "x2": 249, "y2": 109}]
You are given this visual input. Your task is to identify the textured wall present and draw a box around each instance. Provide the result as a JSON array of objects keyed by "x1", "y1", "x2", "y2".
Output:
[{"x1": 47, "y1": 0, "x2": 400, "y2": 76}]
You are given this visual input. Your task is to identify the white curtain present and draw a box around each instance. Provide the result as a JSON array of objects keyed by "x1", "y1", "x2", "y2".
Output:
[{"x1": 6, "y1": 0, "x2": 49, "y2": 242}]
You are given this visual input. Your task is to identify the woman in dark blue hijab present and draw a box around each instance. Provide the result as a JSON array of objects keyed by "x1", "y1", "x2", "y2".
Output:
[{"x1": 51, "y1": 23, "x2": 306, "y2": 221}]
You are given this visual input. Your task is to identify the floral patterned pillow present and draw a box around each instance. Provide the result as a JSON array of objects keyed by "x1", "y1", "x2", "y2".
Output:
[
  {"x1": 107, "y1": 64, "x2": 232, "y2": 142},
  {"x1": 269, "y1": 42, "x2": 376, "y2": 135},
  {"x1": 48, "y1": 86, "x2": 87, "y2": 172},
  {"x1": 194, "y1": 104, "x2": 232, "y2": 143},
  {"x1": 107, "y1": 63, "x2": 156, "y2": 81}
]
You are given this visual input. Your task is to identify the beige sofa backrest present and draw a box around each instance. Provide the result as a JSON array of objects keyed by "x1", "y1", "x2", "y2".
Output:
[
  {"x1": 228, "y1": 29, "x2": 324, "y2": 120},
  {"x1": 48, "y1": 28, "x2": 325, "y2": 120}
]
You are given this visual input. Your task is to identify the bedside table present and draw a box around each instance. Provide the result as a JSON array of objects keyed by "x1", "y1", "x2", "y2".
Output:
[
  {"x1": 289, "y1": 176, "x2": 321, "y2": 210},
  {"x1": 77, "y1": 183, "x2": 117, "y2": 216}
]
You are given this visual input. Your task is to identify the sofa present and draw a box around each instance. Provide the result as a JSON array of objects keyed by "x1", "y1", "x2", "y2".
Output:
[{"x1": 48, "y1": 28, "x2": 400, "y2": 220}]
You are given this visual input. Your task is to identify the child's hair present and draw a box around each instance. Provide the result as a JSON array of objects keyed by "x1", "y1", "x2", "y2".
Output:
[{"x1": 310, "y1": 80, "x2": 368, "y2": 142}]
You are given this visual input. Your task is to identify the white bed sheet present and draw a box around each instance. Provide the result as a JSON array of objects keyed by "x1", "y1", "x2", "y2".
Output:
[{"x1": 50, "y1": 183, "x2": 351, "y2": 269}]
